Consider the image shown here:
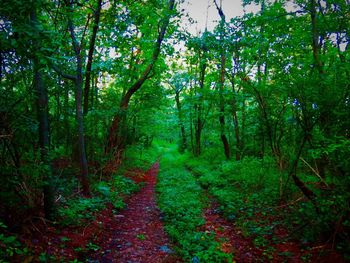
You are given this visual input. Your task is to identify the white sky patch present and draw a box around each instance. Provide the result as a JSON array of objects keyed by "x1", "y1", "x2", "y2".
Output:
[{"x1": 180, "y1": 0, "x2": 260, "y2": 35}]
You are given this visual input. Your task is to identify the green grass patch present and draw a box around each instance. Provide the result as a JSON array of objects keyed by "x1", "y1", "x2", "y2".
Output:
[{"x1": 156, "y1": 145, "x2": 232, "y2": 262}]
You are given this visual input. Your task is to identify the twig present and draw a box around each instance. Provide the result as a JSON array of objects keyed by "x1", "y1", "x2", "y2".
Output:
[
  {"x1": 82, "y1": 221, "x2": 92, "y2": 236},
  {"x1": 300, "y1": 157, "x2": 328, "y2": 187},
  {"x1": 309, "y1": 244, "x2": 327, "y2": 250},
  {"x1": 270, "y1": 196, "x2": 304, "y2": 210},
  {"x1": 0, "y1": 134, "x2": 12, "y2": 138},
  {"x1": 55, "y1": 194, "x2": 63, "y2": 203}
]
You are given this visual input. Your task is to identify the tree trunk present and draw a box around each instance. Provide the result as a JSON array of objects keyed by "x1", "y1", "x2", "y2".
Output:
[
  {"x1": 175, "y1": 90, "x2": 187, "y2": 152},
  {"x1": 67, "y1": 10, "x2": 90, "y2": 196},
  {"x1": 310, "y1": 0, "x2": 328, "y2": 178},
  {"x1": 194, "y1": 58, "x2": 206, "y2": 157},
  {"x1": 289, "y1": 133, "x2": 318, "y2": 209},
  {"x1": 218, "y1": 51, "x2": 230, "y2": 159},
  {"x1": 0, "y1": 52, "x2": 2, "y2": 81},
  {"x1": 227, "y1": 70, "x2": 242, "y2": 160},
  {"x1": 190, "y1": 110, "x2": 194, "y2": 154},
  {"x1": 214, "y1": 0, "x2": 230, "y2": 159},
  {"x1": 241, "y1": 98, "x2": 246, "y2": 153},
  {"x1": 63, "y1": 84, "x2": 71, "y2": 155},
  {"x1": 33, "y1": 62, "x2": 56, "y2": 219},
  {"x1": 194, "y1": 114, "x2": 202, "y2": 156},
  {"x1": 83, "y1": 0, "x2": 102, "y2": 115},
  {"x1": 31, "y1": 10, "x2": 56, "y2": 220},
  {"x1": 218, "y1": 65, "x2": 230, "y2": 159},
  {"x1": 232, "y1": 92, "x2": 241, "y2": 160}
]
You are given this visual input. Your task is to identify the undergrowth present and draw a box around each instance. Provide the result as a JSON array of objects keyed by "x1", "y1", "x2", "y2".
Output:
[
  {"x1": 58, "y1": 141, "x2": 161, "y2": 227},
  {"x1": 156, "y1": 144, "x2": 232, "y2": 262},
  {"x1": 0, "y1": 221, "x2": 29, "y2": 262},
  {"x1": 58, "y1": 175, "x2": 139, "y2": 226},
  {"x1": 183, "y1": 148, "x2": 350, "y2": 260},
  {"x1": 184, "y1": 155, "x2": 286, "y2": 260}
]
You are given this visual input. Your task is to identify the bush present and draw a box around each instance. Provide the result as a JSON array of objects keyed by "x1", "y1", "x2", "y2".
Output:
[
  {"x1": 59, "y1": 174, "x2": 140, "y2": 226},
  {"x1": 0, "y1": 221, "x2": 28, "y2": 261},
  {"x1": 58, "y1": 197, "x2": 106, "y2": 226}
]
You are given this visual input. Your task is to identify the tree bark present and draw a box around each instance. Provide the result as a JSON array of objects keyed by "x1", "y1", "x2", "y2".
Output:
[
  {"x1": 33, "y1": 62, "x2": 56, "y2": 219},
  {"x1": 63, "y1": 84, "x2": 71, "y2": 155},
  {"x1": 175, "y1": 89, "x2": 187, "y2": 152},
  {"x1": 231, "y1": 83, "x2": 241, "y2": 160},
  {"x1": 0, "y1": 52, "x2": 2, "y2": 82},
  {"x1": 218, "y1": 54, "x2": 230, "y2": 159},
  {"x1": 214, "y1": 1, "x2": 230, "y2": 159},
  {"x1": 227, "y1": 53, "x2": 242, "y2": 160},
  {"x1": 194, "y1": 56, "x2": 206, "y2": 157},
  {"x1": 288, "y1": 133, "x2": 318, "y2": 209},
  {"x1": 214, "y1": 0, "x2": 231, "y2": 159},
  {"x1": 83, "y1": 0, "x2": 102, "y2": 115},
  {"x1": 31, "y1": 10, "x2": 56, "y2": 220},
  {"x1": 67, "y1": 5, "x2": 90, "y2": 196},
  {"x1": 310, "y1": 0, "x2": 328, "y2": 178}
]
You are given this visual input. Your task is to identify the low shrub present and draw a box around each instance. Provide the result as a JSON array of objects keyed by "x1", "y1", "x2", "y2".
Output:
[
  {"x1": 59, "y1": 172, "x2": 140, "y2": 226},
  {"x1": 58, "y1": 197, "x2": 106, "y2": 226}
]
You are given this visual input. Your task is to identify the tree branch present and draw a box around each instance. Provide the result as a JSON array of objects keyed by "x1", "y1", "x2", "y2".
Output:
[
  {"x1": 50, "y1": 63, "x2": 76, "y2": 81},
  {"x1": 121, "y1": 0, "x2": 175, "y2": 108}
]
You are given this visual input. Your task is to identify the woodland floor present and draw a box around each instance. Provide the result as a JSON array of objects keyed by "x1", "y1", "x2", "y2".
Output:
[
  {"x1": 89, "y1": 162, "x2": 181, "y2": 263},
  {"x1": 23, "y1": 161, "x2": 345, "y2": 262}
]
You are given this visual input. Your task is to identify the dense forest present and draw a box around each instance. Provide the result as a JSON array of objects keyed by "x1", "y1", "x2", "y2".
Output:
[{"x1": 0, "y1": 0, "x2": 349, "y2": 262}]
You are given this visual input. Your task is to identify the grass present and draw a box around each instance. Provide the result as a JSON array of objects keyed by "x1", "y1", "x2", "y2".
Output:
[
  {"x1": 156, "y1": 144, "x2": 232, "y2": 262},
  {"x1": 186, "y1": 155, "x2": 284, "y2": 221}
]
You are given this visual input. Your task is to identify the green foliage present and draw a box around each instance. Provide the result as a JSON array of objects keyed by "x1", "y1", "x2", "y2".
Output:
[
  {"x1": 136, "y1": 234, "x2": 146, "y2": 240},
  {"x1": 113, "y1": 175, "x2": 139, "y2": 195},
  {"x1": 0, "y1": 222, "x2": 28, "y2": 261},
  {"x1": 58, "y1": 197, "x2": 106, "y2": 226},
  {"x1": 184, "y1": 154, "x2": 288, "y2": 248},
  {"x1": 122, "y1": 145, "x2": 158, "y2": 171},
  {"x1": 93, "y1": 181, "x2": 125, "y2": 210},
  {"x1": 85, "y1": 242, "x2": 100, "y2": 252},
  {"x1": 183, "y1": 148, "x2": 350, "y2": 258},
  {"x1": 38, "y1": 252, "x2": 56, "y2": 262},
  {"x1": 1, "y1": 0, "x2": 349, "y2": 260},
  {"x1": 156, "y1": 146, "x2": 232, "y2": 262},
  {"x1": 186, "y1": 156, "x2": 283, "y2": 219},
  {"x1": 59, "y1": 171, "x2": 141, "y2": 226}
]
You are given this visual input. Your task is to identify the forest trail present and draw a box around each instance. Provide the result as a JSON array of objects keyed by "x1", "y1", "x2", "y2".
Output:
[
  {"x1": 202, "y1": 199, "x2": 263, "y2": 262},
  {"x1": 201, "y1": 196, "x2": 344, "y2": 263},
  {"x1": 24, "y1": 158, "x2": 344, "y2": 262},
  {"x1": 90, "y1": 162, "x2": 180, "y2": 263}
]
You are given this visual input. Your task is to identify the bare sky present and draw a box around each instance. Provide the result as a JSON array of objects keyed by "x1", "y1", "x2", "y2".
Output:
[{"x1": 180, "y1": 0, "x2": 260, "y2": 35}]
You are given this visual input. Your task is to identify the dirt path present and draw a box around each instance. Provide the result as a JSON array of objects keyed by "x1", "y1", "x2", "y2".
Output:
[
  {"x1": 202, "y1": 198, "x2": 345, "y2": 263},
  {"x1": 90, "y1": 162, "x2": 179, "y2": 263},
  {"x1": 20, "y1": 160, "x2": 344, "y2": 262},
  {"x1": 202, "y1": 199, "x2": 263, "y2": 262}
]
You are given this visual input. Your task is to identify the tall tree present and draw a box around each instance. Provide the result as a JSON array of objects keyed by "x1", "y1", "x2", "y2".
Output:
[
  {"x1": 31, "y1": 8, "x2": 56, "y2": 219},
  {"x1": 51, "y1": 0, "x2": 92, "y2": 196},
  {"x1": 106, "y1": 0, "x2": 175, "y2": 161},
  {"x1": 66, "y1": 0, "x2": 90, "y2": 196},
  {"x1": 214, "y1": 0, "x2": 230, "y2": 159},
  {"x1": 83, "y1": 0, "x2": 103, "y2": 115},
  {"x1": 170, "y1": 73, "x2": 187, "y2": 153}
]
